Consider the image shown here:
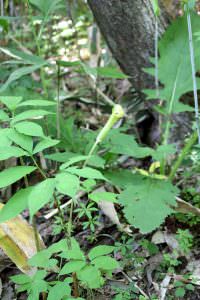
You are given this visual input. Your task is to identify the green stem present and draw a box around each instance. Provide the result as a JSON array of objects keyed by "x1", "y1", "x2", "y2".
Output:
[
  {"x1": 169, "y1": 131, "x2": 197, "y2": 180},
  {"x1": 31, "y1": 156, "x2": 47, "y2": 179},
  {"x1": 56, "y1": 64, "x2": 61, "y2": 139},
  {"x1": 186, "y1": 8, "x2": 200, "y2": 144}
]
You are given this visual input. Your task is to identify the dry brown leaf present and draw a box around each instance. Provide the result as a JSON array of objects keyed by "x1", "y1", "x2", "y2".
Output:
[{"x1": 0, "y1": 204, "x2": 44, "y2": 275}]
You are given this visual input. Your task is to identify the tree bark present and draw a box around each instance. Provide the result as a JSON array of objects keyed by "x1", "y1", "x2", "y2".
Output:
[{"x1": 87, "y1": 0, "x2": 170, "y2": 90}]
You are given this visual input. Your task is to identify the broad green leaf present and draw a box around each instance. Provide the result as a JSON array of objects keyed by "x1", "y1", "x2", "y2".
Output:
[
  {"x1": 14, "y1": 121, "x2": 44, "y2": 137},
  {"x1": 29, "y1": 251, "x2": 57, "y2": 269},
  {"x1": 0, "y1": 109, "x2": 9, "y2": 121},
  {"x1": 96, "y1": 66, "x2": 129, "y2": 79},
  {"x1": 88, "y1": 245, "x2": 115, "y2": 260},
  {"x1": 19, "y1": 100, "x2": 56, "y2": 107},
  {"x1": 60, "y1": 155, "x2": 89, "y2": 169},
  {"x1": 0, "y1": 128, "x2": 12, "y2": 147},
  {"x1": 45, "y1": 151, "x2": 77, "y2": 162},
  {"x1": 0, "y1": 47, "x2": 46, "y2": 65},
  {"x1": 108, "y1": 131, "x2": 153, "y2": 158},
  {"x1": 29, "y1": 0, "x2": 64, "y2": 15},
  {"x1": 77, "y1": 265, "x2": 104, "y2": 289},
  {"x1": 0, "y1": 64, "x2": 46, "y2": 93},
  {"x1": 144, "y1": 14, "x2": 200, "y2": 113},
  {"x1": 0, "y1": 146, "x2": 27, "y2": 161},
  {"x1": 152, "y1": 144, "x2": 176, "y2": 161},
  {"x1": 59, "y1": 260, "x2": 86, "y2": 275},
  {"x1": 104, "y1": 169, "x2": 141, "y2": 189},
  {"x1": 0, "y1": 96, "x2": 23, "y2": 111},
  {"x1": 66, "y1": 167, "x2": 106, "y2": 180},
  {"x1": 33, "y1": 137, "x2": 60, "y2": 154},
  {"x1": 0, "y1": 166, "x2": 36, "y2": 189},
  {"x1": 55, "y1": 173, "x2": 79, "y2": 198},
  {"x1": 47, "y1": 282, "x2": 71, "y2": 300},
  {"x1": 28, "y1": 179, "x2": 55, "y2": 218},
  {"x1": 0, "y1": 187, "x2": 33, "y2": 222},
  {"x1": 91, "y1": 256, "x2": 119, "y2": 271},
  {"x1": 118, "y1": 176, "x2": 179, "y2": 233},
  {"x1": 89, "y1": 192, "x2": 118, "y2": 203},
  {"x1": 58, "y1": 238, "x2": 85, "y2": 261},
  {"x1": 8, "y1": 128, "x2": 33, "y2": 153},
  {"x1": 11, "y1": 109, "x2": 53, "y2": 124}
]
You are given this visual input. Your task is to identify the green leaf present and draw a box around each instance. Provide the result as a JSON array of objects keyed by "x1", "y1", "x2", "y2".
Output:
[
  {"x1": 91, "y1": 256, "x2": 119, "y2": 271},
  {"x1": 55, "y1": 173, "x2": 79, "y2": 198},
  {"x1": 19, "y1": 100, "x2": 56, "y2": 107},
  {"x1": 0, "y1": 64, "x2": 46, "y2": 93},
  {"x1": 0, "y1": 47, "x2": 46, "y2": 65},
  {"x1": 33, "y1": 137, "x2": 59, "y2": 154},
  {"x1": 144, "y1": 14, "x2": 200, "y2": 113},
  {"x1": 0, "y1": 187, "x2": 33, "y2": 222},
  {"x1": 47, "y1": 282, "x2": 71, "y2": 300},
  {"x1": 11, "y1": 109, "x2": 53, "y2": 124},
  {"x1": 96, "y1": 66, "x2": 129, "y2": 79},
  {"x1": 108, "y1": 131, "x2": 154, "y2": 158},
  {"x1": 29, "y1": 251, "x2": 58, "y2": 269},
  {"x1": 28, "y1": 178, "x2": 55, "y2": 218},
  {"x1": 175, "y1": 287, "x2": 185, "y2": 298},
  {"x1": 60, "y1": 155, "x2": 89, "y2": 169},
  {"x1": 45, "y1": 151, "x2": 78, "y2": 162},
  {"x1": 89, "y1": 192, "x2": 118, "y2": 203},
  {"x1": 0, "y1": 128, "x2": 12, "y2": 147},
  {"x1": 14, "y1": 121, "x2": 44, "y2": 137},
  {"x1": 66, "y1": 167, "x2": 106, "y2": 180},
  {"x1": 59, "y1": 260, "x2": 86, "y2": 275},
  {"x1": 29, "y1": 0, "x2": 64, "y2": 15},
  {"x1": 0, "y1": 146, "x2": 27, "y2": 161},
  {"x1": 152, "y1": 144, "x2": 176, "y2": 161},
  {"x1": 59, "y1": 238, "x2": 85, "y2": 261},
  {"x1": 118, "y1": 176, "x2": 179, "y2": 233},
  {"x1": 0, "y1": 96, "x2": 23, "y2": 111},
  {"x1": 0, "y1": 109, "x2": 9, "y2": 121},
  {"x1": 0, "y1": 166, "x2": 36, "y2": 189},
  {"x1": 88, "y1": 245, "x2": 115, "y2": 260},
  {"x1": 77, "y1": 265, "x2": 104, "y2": 289},
  {"x1": 8, "y1": 128, "x2": 33, "y2": 153},
  {"x1": 152, "y1": 0, "x2": 160, "y2": 16}
]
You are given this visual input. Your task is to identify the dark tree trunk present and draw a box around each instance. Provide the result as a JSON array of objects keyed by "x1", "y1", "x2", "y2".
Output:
[{"x1": 87, "y1": 0, "x2": 170, "y2": 90}]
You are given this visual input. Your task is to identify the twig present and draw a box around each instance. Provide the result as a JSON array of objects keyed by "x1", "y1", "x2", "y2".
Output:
[{"x1": 121, "y1": 271, "x2": 150, "y2": 299}]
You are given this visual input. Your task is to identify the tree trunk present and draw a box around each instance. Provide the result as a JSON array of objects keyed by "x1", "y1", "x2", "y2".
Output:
[{"x1": 87, "y1": 0, "x2": 170, "y2": 90}]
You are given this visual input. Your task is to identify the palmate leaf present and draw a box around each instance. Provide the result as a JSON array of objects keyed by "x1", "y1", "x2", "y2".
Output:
[
  {"x1": 144, "y1": 14, "x2": 200, "y2": 114},
  {"x1": 118, "y1": 175, "x2": 179, "y2": 233}
]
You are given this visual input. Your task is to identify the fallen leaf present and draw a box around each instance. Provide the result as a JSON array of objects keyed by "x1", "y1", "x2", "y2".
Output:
[{"x1": 0, "y1": 203, "x2": 44, "y2": 274}]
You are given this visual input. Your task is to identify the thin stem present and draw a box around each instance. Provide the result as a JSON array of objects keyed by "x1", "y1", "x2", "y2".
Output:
[
  {"x1": 160, "y1": 76, "x2": 178, "y2": 174},
  {"x1": 31, "y1": 156, "x2": 47, "y2": 179},
  {"x1": 32, "y1": 216, "x2": 41, "y2": 252},
  {"x1": 56, "y1": 64, "x2": 61, "y2": 139},
  {"x1": 187, "y1": 10, "x2": 200, "y2": 144},
  {"x1": 155, "y1": 15, "x2": 159, "y2": 98},
  {"x1": 1, "y1": 0, "x2": 4, "y2": 16},
  {"x1": 20, "y1": 157, "x2": 29, "y2": 187},
  {"x1": 169, "y1": 131, "x2": 197, "y2": 180}
]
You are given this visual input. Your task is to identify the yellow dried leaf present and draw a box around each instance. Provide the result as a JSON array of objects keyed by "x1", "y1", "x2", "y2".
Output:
[{"x1": 0, "y1": 203, "x2": 44, "y2": 274}]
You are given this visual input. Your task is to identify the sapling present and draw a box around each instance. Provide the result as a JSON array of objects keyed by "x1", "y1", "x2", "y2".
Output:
[{"x1": 184, "y1": 0, "x2": 200, "y2": 144}]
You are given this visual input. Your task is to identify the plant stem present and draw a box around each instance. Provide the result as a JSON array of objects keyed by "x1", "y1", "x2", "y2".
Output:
[
  {"x1": 169, "y1": 131, "x2": 197, "y2": 180},
  {"x1": 187, "y1": 9, "x2": 200, "y2": 144},
  {"x1": 56, "y1": 64, "x2": 61, "y2": 139},
  {"x1": 32, "y1": 216, "x2": 41, "y2": 252},
  {"x1": 155, "y1": 15, "x2": 159, "y2": 98},
  {"x1": 31, "y1": 156, "x2": 47, "y2": 179}
]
